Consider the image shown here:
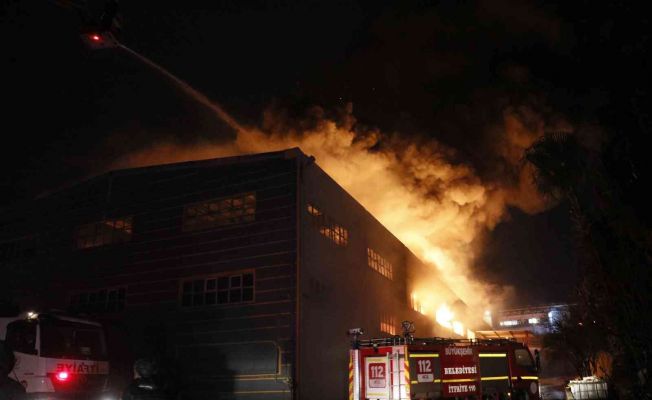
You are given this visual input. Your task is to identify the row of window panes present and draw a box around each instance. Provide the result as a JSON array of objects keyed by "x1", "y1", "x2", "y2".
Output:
[
  {"x1": 0, "y1": 241, "x2": 20, "y2": 262},
  {"x1": 67, "y1": 272, "x2": 255, "y2": 313},
  {"x1": 181, "y1": 272, "x2": 254, "y2": 307},
  {"x1": 319, "y1": 225, "x2": 348, "y2": 246},
  {"x1": 411, "y1": 296, "x2": 424, "y2": 314},
  {"x1": 307, "y1": 204, "x2": 348, "y2": 246},
  {"x1": 74, "y1": 218, "x2": 133, "y2": 249},
  {"x1": 70, "y1": 288, "x2": 126, "y2": 313},
  {"x1": 499, "y1": 318, "x2": 541, "y2": 327},
  {"x1": 380, "y1": 314, "x2": 397, "y2": 335},
  {"x1": 0, "y1": 239, "x2": 36, "y2": 263},
  {"x1": 183, "y1": 193, "x2": 256, "y2": 232},
  {"x1": 367, "y1": 248, "x2": 393, "y2": 280},
  {"x1": 307, "y1": 205, "x2": 396, "y2": 279},
  {"x1": 73, "y1": 193, "x2": 257, "y2": 249}
]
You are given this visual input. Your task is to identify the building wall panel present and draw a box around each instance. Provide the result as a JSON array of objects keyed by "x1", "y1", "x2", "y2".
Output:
[{"x1": 1, "y1": 155, "x2": 300, "y2": 400}]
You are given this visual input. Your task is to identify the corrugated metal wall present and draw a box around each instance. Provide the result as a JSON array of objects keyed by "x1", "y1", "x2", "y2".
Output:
[{"x1": 1, "y1": 155, "x2": 298, "y2": 399}]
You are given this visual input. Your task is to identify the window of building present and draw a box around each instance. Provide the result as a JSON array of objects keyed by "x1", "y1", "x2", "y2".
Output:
[
  {"x1": 319, "y1": 224, "x2": 348, "y2": 246},
  {"x1": 410, "y1": 294, "x2": 425, "y2": 314},
  {"x1": 380, "y1": 314, "x2": 397, "y2": 335},
  {"x1": 181, "y1": 271, "x2": 255, "y2": 307},
  {"x1": 306, "y1": 203, "x2": 348, "y2": 246},
  {"x1": 70, "y1": 287, "x2": 126, "y2": 313},
  {"x1": 307, "y1": 204, "x2": 322, "y2": 217},
  {"x1": 0, "y1": 241, "x2": 20, "y2": 262},
  {"x1": 183, "y1": 193, "x2": 256, "y2": 232},
  {"x1": 0, "y1": 237, "x2": 37, "y2": 264},
  {"x1": 74, "y1": 217, "x2": 133, "y2": 249},
  {"x1": 367, "y1": 248, "x2": 393, "y2": 279},
  {"x1": 499, "y1": 320, "x2": 519, "y2": 327}
]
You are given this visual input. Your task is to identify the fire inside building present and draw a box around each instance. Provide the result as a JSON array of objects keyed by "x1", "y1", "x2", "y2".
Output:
[{"x1": 0, "y1": 148, "x2": 471, "y2": 399}]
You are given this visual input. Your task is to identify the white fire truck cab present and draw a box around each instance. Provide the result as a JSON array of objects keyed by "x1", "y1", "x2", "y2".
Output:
[
  {"x1": 0, "y1": 311, "x2": 111, "y2": 399},
  {"x1": 349, "y1": 329, "x2": 540, "y2": 400}
]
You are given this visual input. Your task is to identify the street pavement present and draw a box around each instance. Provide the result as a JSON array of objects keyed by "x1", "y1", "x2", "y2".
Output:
[{"x1": 540, "y1": 377, "x2": 569, "y2": 399}]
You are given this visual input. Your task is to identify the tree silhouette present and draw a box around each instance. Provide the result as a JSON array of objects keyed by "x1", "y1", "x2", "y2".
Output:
[
  {"x1": 525, "y1": 132, "x2": 652, "y2": 399},
  {"x1": 542, "y1": 306, "x2": 608, "y2": 379}
]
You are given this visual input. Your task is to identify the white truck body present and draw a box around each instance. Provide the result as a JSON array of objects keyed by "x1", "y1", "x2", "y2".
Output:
[{"x1": 0, "y1": 312, "x2": 110, "y2": 398}]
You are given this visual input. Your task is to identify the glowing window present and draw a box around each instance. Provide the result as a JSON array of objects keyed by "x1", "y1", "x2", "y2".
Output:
[
  {"x1": 380, "y1": 314, "x2": 397, "y2": 335},
  {"x1": 70, "y1": 287, "x2": 126, "y2": 313},
  {"x1": 319, "y1": 224, "x2": 348, "y2": 246},
  {"x1": 181, "y1": 271, "x2": 255, "y2": 307},
  {"x1": 528, "y1": 318, "x2": 539, "y2": 324},
  {"x1": 306, "y1": 203, "x2": 348, "y2": 246},
  {"x1": 183, "y1": 193, "x2": 256, "y2": 232},
  {"x1": 411, "y1": 295, "x2": 421, "y2": 313},
  {"x1": 307, "y1": 204, "x2": 322, "y2": 217},
  {"x1": 367, "y1": 248, "x2": 393, "y2": 280},
  {"x1": 74, "y1": 217, "x2": 133, "y2": 249},
  {"x1": 499, "y1": 320, "x2": 519, "y2": 326}
]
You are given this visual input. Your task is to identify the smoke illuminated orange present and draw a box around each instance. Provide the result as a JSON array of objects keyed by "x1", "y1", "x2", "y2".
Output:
[{"x1": 113, "y1": 101, "x2": 563, "y2": 326}]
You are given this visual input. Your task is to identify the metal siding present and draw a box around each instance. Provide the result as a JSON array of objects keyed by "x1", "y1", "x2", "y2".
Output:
[
  {"x1": 298, "y1": 160, "x2": 438, "y2": 400},
  {"x1": 1, "y1": 156, "x2": 299, "y2": 400}
]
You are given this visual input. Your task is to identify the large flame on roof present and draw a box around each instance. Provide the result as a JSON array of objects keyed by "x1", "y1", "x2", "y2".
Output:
[{"x1": 113, "y1": 102, "x2": 566, "y2": 327}]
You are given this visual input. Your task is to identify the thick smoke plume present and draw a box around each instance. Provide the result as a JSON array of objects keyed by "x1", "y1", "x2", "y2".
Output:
[{"x1": 113, "y1": 102, "x2": 567, "y2": 327}]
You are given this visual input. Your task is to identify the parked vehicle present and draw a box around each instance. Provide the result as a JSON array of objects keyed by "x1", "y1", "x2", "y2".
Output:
[
  {"x1": 0, "y1": 311, "x2": 112, "y2": 399},
  {"x1": 349, "y1": 328, "x2": 540, "y2": 399}
]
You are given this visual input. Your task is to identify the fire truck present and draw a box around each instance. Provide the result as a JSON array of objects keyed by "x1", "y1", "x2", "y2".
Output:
[
  {"x1": 0, "y1": 311, "x2": 112, "y2": 399},
  {"x1": 348, "y1": 324, "x2": 540, "y2": 400}
]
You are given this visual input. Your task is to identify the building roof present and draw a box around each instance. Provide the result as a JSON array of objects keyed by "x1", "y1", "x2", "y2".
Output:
[
  {"x1": 35, "y1": 147, "x2": 309, "y2": 201},
  {"x1": 109, "y1": 147, "x2": 306, "y2": 177}
]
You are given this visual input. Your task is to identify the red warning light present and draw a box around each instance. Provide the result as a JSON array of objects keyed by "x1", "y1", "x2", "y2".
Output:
[
  {"x1": 80, "y1": 31, "x2": 118, "y2": 50},
  {"x1": 55, "y1": 371, "x2": 70, "y2": 382}
]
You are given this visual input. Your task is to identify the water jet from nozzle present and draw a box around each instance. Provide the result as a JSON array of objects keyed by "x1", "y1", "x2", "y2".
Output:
[{"x1": 117, "y1": 44, "x2": 246, "y2": 134}]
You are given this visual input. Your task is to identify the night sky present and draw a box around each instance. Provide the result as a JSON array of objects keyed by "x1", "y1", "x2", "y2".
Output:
[{"x1": 2, "y1": 0, "x2": 649, "y2": 307}]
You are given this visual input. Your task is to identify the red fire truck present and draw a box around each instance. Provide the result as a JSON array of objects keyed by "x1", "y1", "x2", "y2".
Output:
[{"x1": 348, "y1": 327, "x2": 540, "y2": 400}]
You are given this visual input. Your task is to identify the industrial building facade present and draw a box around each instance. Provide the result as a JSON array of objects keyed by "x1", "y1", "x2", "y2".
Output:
[{"x1": 0, "y1": 148, "x2": 459, "y2": 399}]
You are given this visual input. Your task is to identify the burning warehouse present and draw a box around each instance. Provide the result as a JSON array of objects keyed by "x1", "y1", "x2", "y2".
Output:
[{"x1": 0, "y1": 148, "x2": 471, "y2": 399}]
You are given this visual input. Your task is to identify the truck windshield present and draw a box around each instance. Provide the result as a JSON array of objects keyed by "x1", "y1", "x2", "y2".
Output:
[{"x1": 40, "y1": 319, "x2": 107, "y2": 360}]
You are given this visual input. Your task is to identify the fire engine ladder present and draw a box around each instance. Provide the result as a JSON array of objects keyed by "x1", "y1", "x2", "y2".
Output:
[{"x1": 388, "y1": 352, "x2": 409, "y2": 400}]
